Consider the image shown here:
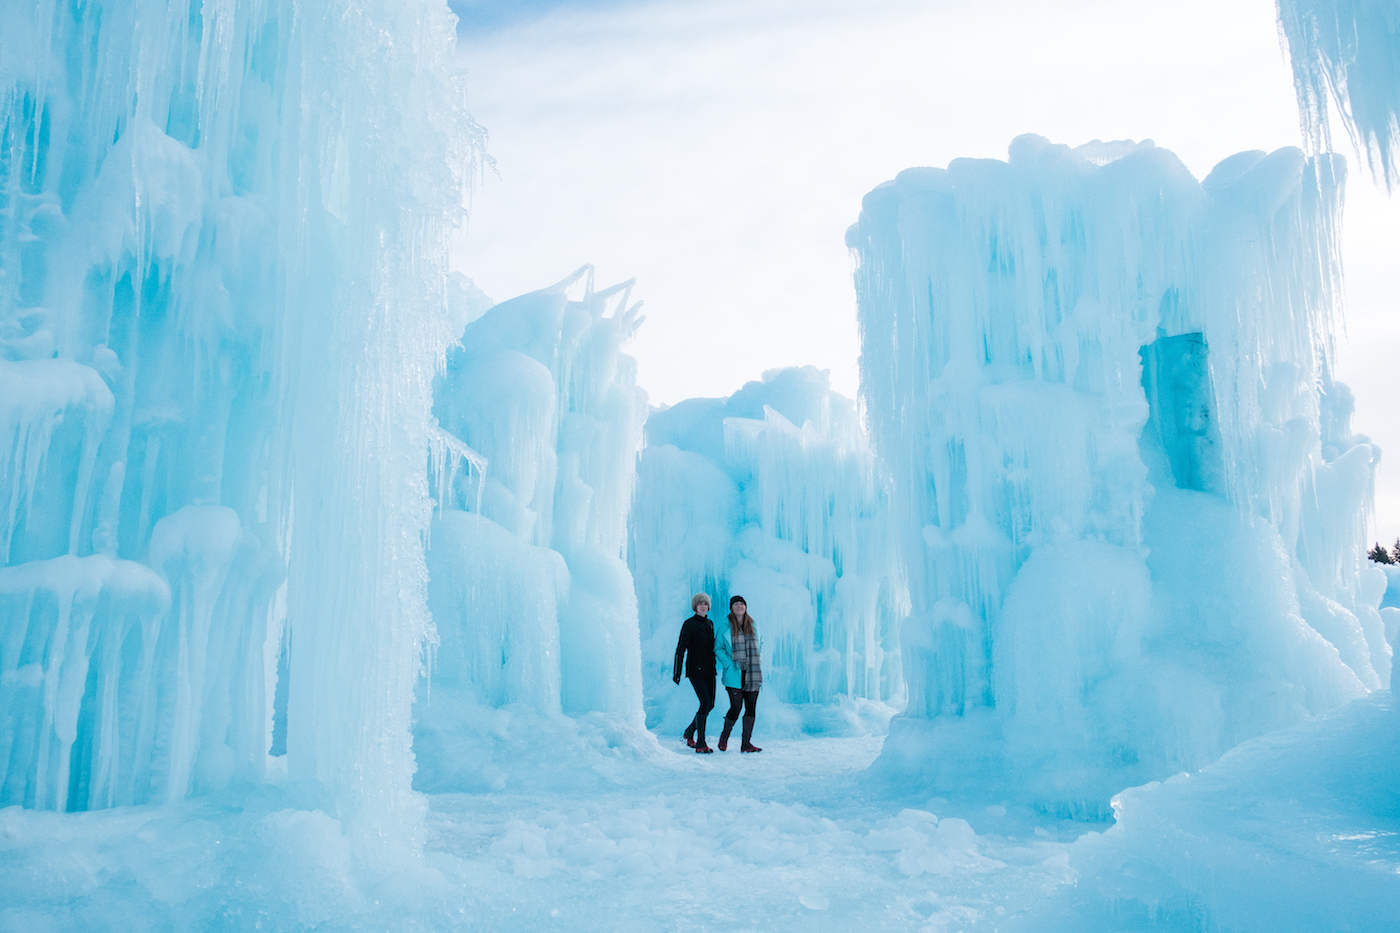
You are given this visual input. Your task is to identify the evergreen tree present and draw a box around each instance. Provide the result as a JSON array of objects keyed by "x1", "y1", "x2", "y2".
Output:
[{"x1": 1369, "y1": 543, "x2": 1394, "y2": 564}]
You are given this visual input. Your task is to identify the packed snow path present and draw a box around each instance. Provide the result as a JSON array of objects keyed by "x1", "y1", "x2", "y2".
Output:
[
  {"x1": 2, "y1": 699, "x2": 1399, "y2": 931},
  {"x1": 422, "y1": 734, "x2": 1076, "y2": 932}
]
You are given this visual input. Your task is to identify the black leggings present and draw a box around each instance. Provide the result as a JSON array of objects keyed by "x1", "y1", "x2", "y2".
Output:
[
  {"x1": 724, "y1": 686, "x2": 758, "y2": 720},
  {"x1": 685, "y1": 676, "x2": 716, "y2": 742}
]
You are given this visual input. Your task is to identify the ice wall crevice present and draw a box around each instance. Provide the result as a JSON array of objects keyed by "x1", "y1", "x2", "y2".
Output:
[{"x1": 852, "y1": 135, "x2": 1384, "y2": 811}]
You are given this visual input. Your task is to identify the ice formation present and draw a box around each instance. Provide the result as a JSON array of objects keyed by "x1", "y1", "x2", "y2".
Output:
[
  {"x1": 630, "y1": 367, "x2": 906, "y2": 736},
  {"x1": 413, "y1": 268, "x2": 650, "y2": 788},
  {"x1": 1277, "y1": 0, "x2": 1400, "y2": 188},
  {"x1": 849, "y1": 135, "x2": 1387, "y2": 811},
  {"x1": 0, "y1": 0, "x2": 478, "y2": 840}
]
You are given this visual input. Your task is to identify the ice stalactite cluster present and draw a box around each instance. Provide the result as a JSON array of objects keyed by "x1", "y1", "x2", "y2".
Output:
[
  {"x1": 1277, "y1": 0, "x2": 1400, "y2": 188},
  {"x1": 850, "y1": 135, "x2": 1386, "y2": 812},
  {"x1": 414, "y1": 269, "x2": 650, "y2": 790},
  {"x1": 631, "y1": 367, "x2": 907, "y2": 735},
  {"x1": 0, "y1": 0, "x2": 478, "y2": 837}
]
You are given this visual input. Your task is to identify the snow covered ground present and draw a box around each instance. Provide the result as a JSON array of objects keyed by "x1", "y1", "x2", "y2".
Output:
[{"x1": 3, "y1": 695, "x2": 1398, "y2": 932}]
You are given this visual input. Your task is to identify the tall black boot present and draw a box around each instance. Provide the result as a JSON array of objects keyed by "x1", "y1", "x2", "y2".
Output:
[
  {"x1": 695, "y1": 712, "x2": 712, "y2": 752},
  {"x1": 718, "y1": 715, "x2": 737, "y2": 751},
  {"x1": 740, "y1": 716, "x2": 761, "y2": 753}
]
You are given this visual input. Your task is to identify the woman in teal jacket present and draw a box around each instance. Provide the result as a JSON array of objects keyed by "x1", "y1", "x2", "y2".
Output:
[{"x1": 715, "y1": 595, "x2": 762, "y2": 752}]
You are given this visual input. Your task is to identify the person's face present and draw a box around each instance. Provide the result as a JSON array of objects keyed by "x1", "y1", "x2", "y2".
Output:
[
  {"x1": 731, "y1": 600, "x2": 746, "y2": 618},
  {"x1": 696, "y1": 601, "x2": 710, "y2": 616}
]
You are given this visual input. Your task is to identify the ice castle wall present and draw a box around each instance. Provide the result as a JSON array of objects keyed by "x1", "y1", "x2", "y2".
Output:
[
  {"x1": 1278, "y1": 0, "x2": 1400, "y2": 189},
  {"x1": 413, "y1": 269, "x2": 649, "y2": 789},
  {"x1": 630, "y1": 367, "x2": 907, "y2": 736},
  {"x1": 850, "y1": 135, "x2": 1386, "y2": 812},
  {"x1": 0, "y1": 0, "x2": 477, "y2": 834}
]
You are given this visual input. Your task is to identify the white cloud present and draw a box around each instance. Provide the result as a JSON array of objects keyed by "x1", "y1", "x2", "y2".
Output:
[{"x1": 454, "y1": 0, "x2": 1400, "y2": 542}]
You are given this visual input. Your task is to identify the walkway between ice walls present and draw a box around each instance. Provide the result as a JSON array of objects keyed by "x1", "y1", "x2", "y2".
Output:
[
  {"x1": 2, "y1": 0, "x2": 1398, "y2": 868},
  {"x1": 0, "y1": 0, "x2": 899, "y2": 830}
]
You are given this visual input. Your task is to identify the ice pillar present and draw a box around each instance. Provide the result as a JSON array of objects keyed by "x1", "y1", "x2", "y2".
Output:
[
  {"x1": 851, "y1": 136, "x2": 1383, "y2": 808},
  {"x1": 0, "y1": 0, "x2": 479, "y2": 832}
]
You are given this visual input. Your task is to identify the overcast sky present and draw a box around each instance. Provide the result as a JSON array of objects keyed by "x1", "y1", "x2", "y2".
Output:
[{"x1": 450, "y1": 0, "x2": 1400, "y2": 545}]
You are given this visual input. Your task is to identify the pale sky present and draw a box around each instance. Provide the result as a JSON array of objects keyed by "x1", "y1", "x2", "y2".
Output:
[{"x1": 451, "y1": 0, "x2": 1400, "y2": 546}]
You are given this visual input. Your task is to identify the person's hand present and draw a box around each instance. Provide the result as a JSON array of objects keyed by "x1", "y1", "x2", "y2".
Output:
[{"x1": 673, "y1": 675, "x2": 681, "y2": 685}]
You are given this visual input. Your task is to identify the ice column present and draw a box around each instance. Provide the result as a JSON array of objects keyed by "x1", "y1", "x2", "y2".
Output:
[
  {"x1": 851, "y1": 136, "x2": 1383, "y2": 809},
  {"x1": 631, "y1": 367, "x2": 906, "y2": 734},
  {"x1": 0, "y1": 0, "x2": 479, "y2": 832},
  {"x1": 414, "y1": 268, "x2": 648, "y2": 784},
  {"x1": 1278, "y1": 0, "x2": 1400, "y2": 188}
]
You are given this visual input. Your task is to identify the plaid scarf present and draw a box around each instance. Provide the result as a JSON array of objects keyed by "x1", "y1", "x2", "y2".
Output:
[{"x1": 731, "y1": 627, "x2": 761, "y2": 692}]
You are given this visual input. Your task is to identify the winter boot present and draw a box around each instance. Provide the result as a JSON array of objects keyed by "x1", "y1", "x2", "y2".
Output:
[
  {"x1": 740, "y1": 716, "x2": 761, "y2": 753},
  {"x1": 683, "y1": 721, "x2": 696, "y2": 748},
  {"x1": 717, "y1": 715, "x2": 737, "y2": 751}
]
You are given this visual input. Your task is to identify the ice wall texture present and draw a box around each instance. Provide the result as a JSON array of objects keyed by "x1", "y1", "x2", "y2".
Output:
[
  {"x1": 850, "y1": 135, "x2": 1386, "y2": 813},
  {"x1": 414, "y1": 269, "x2": 648, "y2": 787},
  {"x1": 0, "y1": 0, "x2": 478, "y2": 835},
  {"x1": 1278, "y1": 0, "x2": 1400, "y2": 188},
  {"x1": 631, "y1": 367, "x2": 906, "y2": 734}
]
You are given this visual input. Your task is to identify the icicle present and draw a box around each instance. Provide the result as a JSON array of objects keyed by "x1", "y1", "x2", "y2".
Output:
[{"x1": 1277, "y1": 0, "x2": 1400, "y2": 189}]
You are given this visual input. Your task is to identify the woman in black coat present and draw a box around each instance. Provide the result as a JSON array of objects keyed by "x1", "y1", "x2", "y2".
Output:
[{"x1": 672, "y1": 593, "x2": 717, "y2": 753}]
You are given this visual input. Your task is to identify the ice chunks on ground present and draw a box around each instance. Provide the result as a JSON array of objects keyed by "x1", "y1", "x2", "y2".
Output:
[
  {"x1": 5, "y1": 697, "x2": 1399, "y2": 930},
  {"x1": 630, "y1": 366, "x2": 907, "y2": 736},
  {"x1": 851, "y1": 135, "x2": 1384, "y2": 812}
]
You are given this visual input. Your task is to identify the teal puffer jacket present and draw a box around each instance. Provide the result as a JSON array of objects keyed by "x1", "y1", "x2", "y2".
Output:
[{"x1": 715, "y1": 621, "x2": 762, "y2": 691}]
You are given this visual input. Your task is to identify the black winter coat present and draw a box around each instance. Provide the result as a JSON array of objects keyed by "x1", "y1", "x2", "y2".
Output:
[{"x1": 673, "y1": 614, "x2": 716, "y2": 682}]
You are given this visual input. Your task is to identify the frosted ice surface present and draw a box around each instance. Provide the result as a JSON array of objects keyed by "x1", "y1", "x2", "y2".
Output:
[
  {"x1": 0, "y1": 0, "x2": 480, "y2": 841},
  {"x1": 1025, "y1": 692, "x2": 1400, "y2": 932},
  {"x1": 850, "y1": 134, "x2": 1386, "y2": 811},
  {"x1": 631, "y1": 366, "x2": 907, "y2": 737},
  {"x1": 1278, "y1": 0, "x2": 1400, "y2": 188},
  {"x1": 415, "y1": 268, "x2": 649, "y2": 790},
  {"x1": 1, "y1": 0, "x2": 1396, "y2": 926}
]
